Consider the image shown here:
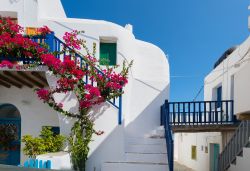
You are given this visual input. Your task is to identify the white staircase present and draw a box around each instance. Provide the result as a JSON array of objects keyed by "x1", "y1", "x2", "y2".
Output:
[
  {"x1": 102, "y1": 126, "x2": 169, "y2": 171},
  {"x1": 227, "y1": 144, "x2": 250, "y2": 171}
]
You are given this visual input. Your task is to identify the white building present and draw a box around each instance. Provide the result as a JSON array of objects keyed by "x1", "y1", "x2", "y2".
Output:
[
  {"x1": 174, "y1": 14, "x2": 250, "y2": 171},
  {"x1": 0, "y1": 0, "x2": 170, "y2": 171}
]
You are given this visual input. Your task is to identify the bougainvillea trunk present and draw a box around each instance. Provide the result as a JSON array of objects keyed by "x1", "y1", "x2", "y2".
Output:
[{"x1": 69, "y1": 114, "x2": 94, "y2": 171}]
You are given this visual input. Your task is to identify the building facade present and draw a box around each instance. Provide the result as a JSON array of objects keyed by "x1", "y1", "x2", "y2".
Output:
[
  {"x1": 0, "y1": 1, "x2": 170, "y2": 171},
  {"x1": 174, "y1": 20, "x2": 250, "y2": 171}
]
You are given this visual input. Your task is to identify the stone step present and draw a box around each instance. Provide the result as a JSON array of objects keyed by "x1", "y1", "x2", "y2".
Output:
[
  {"x1": 102, "y1": 162, "x2": 169, "y2": 171},
  {"x1": 126, "y1": 144, "x2": 167, "y2": 153},
  {"x1": 144, "y1": 126, "x2": 165, "y2": 138},
  {"x1": 125, "y1": 152, "x2": 167, "y2": 163},
  {"x1": 234, "y1": 155, "x2": 250, "y2": 171},
  {"x1": 243, "y1": 147, "x2": 250, "y2": 159},
  {"x1": 228, "y1": 163, "x2": 237, "y2": 171},
  {"x1": 126, "y1": 137, "x2": 166, "y2": 145}
]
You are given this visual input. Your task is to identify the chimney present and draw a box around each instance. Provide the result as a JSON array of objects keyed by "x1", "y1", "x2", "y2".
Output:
[{"x1": 125, "y1": 24, "x2": 133, "y2": 33}]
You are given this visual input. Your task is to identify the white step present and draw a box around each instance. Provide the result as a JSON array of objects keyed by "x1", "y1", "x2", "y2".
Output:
[
  {"x1": 243, "y1": 147, "x2": 250, "y2": 158},
  {"x1": 102, "y1": 162, "x2": 169, "y2": 171},
  {"x1": 228, "y1": 163, "x2": 237, "y2": 171},
  {"x1": 126, "y1": 144, "x2": 167, "y2": 153},
  {"x1": 233, "y1": 155, "x2": 250, "y2": 171},
  {"x1": 125, "y1": 152, "x2": 167, "y2": 163},
  {"x1": 127, "y1": 137, "x2": 166, "y2": 145}
]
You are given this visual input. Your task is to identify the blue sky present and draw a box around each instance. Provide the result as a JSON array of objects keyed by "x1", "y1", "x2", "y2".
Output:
[{"x1": 61, "y1": 0, "x2": 249, "y2": 102}]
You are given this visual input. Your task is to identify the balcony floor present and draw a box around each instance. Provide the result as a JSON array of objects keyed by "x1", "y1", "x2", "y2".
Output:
[{"x1": 172, "y1": 123, "x2": 239, "y2": 133}]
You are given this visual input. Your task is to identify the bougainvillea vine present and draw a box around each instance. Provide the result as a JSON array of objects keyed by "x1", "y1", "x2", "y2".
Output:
[{"x1": 0, "y1": 16, "x2": 132, "y2": 171}]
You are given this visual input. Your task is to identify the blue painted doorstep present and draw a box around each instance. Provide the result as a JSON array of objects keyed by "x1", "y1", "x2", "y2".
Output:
[{"x1": 19, "y1": 158, "x2": 51, "y2": 169}]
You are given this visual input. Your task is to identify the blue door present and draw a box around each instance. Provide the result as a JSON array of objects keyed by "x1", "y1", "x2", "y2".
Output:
[
  {"x1": 0, "y1": 118, "x2": 21, "y2": 165},
  {"x1": 210, "y1": 144, "x2": 220, "y2": 171}
]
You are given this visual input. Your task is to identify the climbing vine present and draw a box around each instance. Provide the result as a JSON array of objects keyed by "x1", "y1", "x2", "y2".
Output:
[{"x1": 0, "y1": 17, "x2": 132, "y2": 171}]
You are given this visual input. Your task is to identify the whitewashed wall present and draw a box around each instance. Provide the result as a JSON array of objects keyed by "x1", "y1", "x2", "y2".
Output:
[
  {"x1": 174, "y1": 132, "x2": 222, "y2": 171},
  {"x1": 0, "y1": 84, "x2": 59, "y2": 164},
  {"x1": 234, "y1": 62, "x2": 250, "y2": 115},
  {"x1": 204, "y1": 36, "x2": 250, "y2": 115}
]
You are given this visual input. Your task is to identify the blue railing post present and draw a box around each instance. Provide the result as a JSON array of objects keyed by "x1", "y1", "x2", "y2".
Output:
[
  {"x1": 45, "y1": 32, "x2": 55, "y2": 52},
  {"x1": 118, "y1": 93, "x2": 122, "y2": 125},
  {"x1": 162, "y1": 100, "x2": 174, "y2": 171}
]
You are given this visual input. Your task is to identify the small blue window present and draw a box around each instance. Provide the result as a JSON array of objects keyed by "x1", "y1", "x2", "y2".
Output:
[
  {"x1": 42, "y1": 126, "x2": 60, "y2": 135},
  {"x1": 216, "y1": 86, "x2": 222, "y2": 108}
]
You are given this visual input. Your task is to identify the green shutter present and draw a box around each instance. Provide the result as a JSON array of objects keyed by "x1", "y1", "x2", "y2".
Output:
[{"x1": 100, "y1": 43, "x2": 117, "y2": 65}]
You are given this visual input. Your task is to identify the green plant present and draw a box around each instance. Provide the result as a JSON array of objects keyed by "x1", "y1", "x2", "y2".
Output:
[
  {"x1": 40, "y1": 127, "x2": 66, "y2": 153},
  {"x1": 22, "y1": 127, "x2": 66, "y2": 158},
  {"x1": 22, "y1": 135, "x2": 46, "y2": 158}
]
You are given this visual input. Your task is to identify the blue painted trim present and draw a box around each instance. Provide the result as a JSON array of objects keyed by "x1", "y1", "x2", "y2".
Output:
[
  {"x1": 21, "y1": 158, "x2": 52, "y2": 169},
  {"x1": 118, "y1": 94, "x2": 122, "y2": 125},
  {"x1": 45, "y1": 32, "x2": 55, "y2": 52},
  {"x1": 161, "y1": 100, "x2": 174, "y2": 171}
]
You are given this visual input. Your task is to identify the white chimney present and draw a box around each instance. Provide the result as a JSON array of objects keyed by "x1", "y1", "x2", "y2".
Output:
[{"x1": 125, "y1": 24, "x2": 133, "y2": 33}]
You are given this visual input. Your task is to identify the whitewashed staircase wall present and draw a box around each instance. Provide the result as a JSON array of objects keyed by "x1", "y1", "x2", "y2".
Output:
[{"x1": 44, "y1": 72, "x2": 126, "y2": 171}]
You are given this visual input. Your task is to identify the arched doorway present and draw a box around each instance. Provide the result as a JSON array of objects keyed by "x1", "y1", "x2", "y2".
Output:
[{"x1": 0, "y1": 103, "x2": 21, "y2": 165}]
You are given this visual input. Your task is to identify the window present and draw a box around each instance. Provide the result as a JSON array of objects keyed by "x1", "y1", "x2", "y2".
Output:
[
  {"x1": 100, "y1": 42, "x2": 117, "y2": 65},
  {"x1": 205, "y1": 146, "x2": 208, "y2": 153},
  {"x1": 191, "y1": 145, "x2": 197, "y2": 160},
  {"x1": 216, "y1": 86, "x2": 222, "y2": 108},
  {"x1": 230, "y1": 75, "x2": 234, "y2": 100},
  {"x1": 42, "y1": 126, "x2": 60, "y2": 135}
]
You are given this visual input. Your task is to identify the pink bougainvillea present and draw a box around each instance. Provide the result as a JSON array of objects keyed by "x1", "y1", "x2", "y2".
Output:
[
  {"x1": 0, "y1": 17, "x2": 132, "y2": 171},
  {"x1": 0, "y1": 60, "x2": 14, "y2": 69},
  {"x1": 63, "y1": 30, "x2": 81, "y2": 50},
  {"x1": 37, "y1": 26, "x2": 52, "y2": 35},
  {"x1": 36, "y1": 89, "x2": 50, "y2": 102}
]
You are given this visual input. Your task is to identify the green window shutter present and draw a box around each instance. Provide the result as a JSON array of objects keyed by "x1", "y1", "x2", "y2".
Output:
[{"x1": 100, "y1": 43, "x2": 117, "y2": 65}]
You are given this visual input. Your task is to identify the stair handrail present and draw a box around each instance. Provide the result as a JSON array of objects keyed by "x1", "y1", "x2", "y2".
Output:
[
  {"x1": 161, "y1": 100, "x2": 174, "y2": 171},
  {"x1": 218, "y1": 120, "x2": 250, "y2": 171},
  {"x1": 48, "y1": 33, "x2": 123, "y2": 125},
  {"x1": 0, "y1": 33, "x2": 123, "y2": 125}
]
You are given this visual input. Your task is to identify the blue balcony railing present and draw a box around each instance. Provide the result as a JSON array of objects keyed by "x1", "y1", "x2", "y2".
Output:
[{"x1": 167, "y1": 100, "x2": 236, "y2": 126}]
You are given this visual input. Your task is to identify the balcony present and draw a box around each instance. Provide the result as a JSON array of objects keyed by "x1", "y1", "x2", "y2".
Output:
[{"x1": 161, "y1": 100, "x2": 239, "y2": 132}]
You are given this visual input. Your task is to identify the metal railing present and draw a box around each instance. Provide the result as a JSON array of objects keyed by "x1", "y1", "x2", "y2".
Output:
[
  {"x1": 218, "y1": 120, "x2": 250, "y2": 171},
  {"x1": 167, "y1": 100, "x2": 236, "y2": 125},
  {"x1": 161, "y1": 100, "x2": 174, "y2": 171},
  {"x1": 0, "y1": 33, "x2": 123, "y2": 125}
]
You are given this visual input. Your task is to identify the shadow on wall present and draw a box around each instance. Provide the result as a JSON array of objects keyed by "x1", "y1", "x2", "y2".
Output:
[
  {"x1": 89, "y1": 103, "x2": 111, "y2": 121},
  {"x1": 86, "y1": 124, "x2": 125, "y2": 171},
  {"x1": 125, "y1": 83, "x2": 169, "y2": 138}
]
